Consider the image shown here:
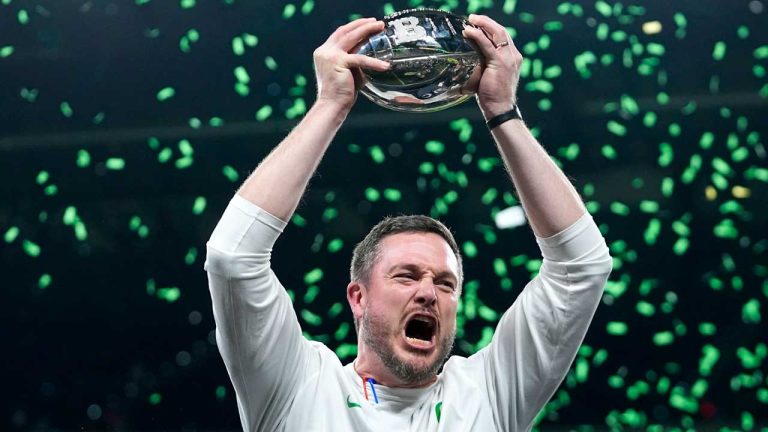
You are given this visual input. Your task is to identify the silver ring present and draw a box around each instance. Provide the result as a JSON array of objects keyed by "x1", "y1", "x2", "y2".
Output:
[{"x1": 495, "y1": 41, "x2": 510, "y2": 48}]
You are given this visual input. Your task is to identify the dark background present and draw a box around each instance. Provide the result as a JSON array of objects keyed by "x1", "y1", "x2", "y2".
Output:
[{"x1": 1, "y1": 0, "x2": 766, "y2": 430}]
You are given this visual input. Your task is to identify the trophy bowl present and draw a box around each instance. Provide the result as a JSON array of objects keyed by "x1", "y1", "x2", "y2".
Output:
[{"x1": 356, "y1": 8, "x2": 481, "y2": 113}]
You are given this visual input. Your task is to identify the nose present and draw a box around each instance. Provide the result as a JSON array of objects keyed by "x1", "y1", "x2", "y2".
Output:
[{"x1": 414, "y1": 278, "x2": 437, "y2": 306}]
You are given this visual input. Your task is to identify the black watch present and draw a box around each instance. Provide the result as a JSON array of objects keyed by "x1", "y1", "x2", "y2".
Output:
[{"x1": 486, "y1": 105, "x2": 523, "y2": 130}]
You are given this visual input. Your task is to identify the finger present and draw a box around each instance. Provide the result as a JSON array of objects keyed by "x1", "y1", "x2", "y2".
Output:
[
  {"x1": 343, "y1": 53, "x2": 391, "y2": 71},
  {"x1": 467, "y1": 14, "x2": 511, "y2": 45},
  {"x1": 462, "y1": 25, "x2": 497, "y2": 59},
  {"x1": 337, "y1": 20, "x2": 385, "y2": 52},
  {"x1": 327, "y1": 17, "x2": 377, "y2": 44}
]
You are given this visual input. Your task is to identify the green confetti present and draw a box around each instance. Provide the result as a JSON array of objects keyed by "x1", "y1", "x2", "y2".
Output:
[
  {"x1": 369, "y1": 146, "x2": 385, "y2": 164},
  {"x1": 17, "y1": 9, "x2": 28, "y2": 24},
  {"x1": 255, "y1": 105, "x2": 273, "y2": 121},
  {"x1": 327, "y1": 238, "x2": 343, "y2": 253},
  {"x1": 742, "y1": 299, "x2": 761, "y2": 324},
  {"x1": 493, "y1": 258, "x2": 508, "y2": 277},
  {"x1": 157, "y1": 87, "x2": 175, "y2": 101},
  {"x1": 234, "y1": 66, "x2": 250, "y2": 83},
  {"x1": 157, "y1": 287, "x2": 180, "y2": 302},
  {"x1": 36, "y1": 170, "x2": 49, "y2": 185},
  {"x1": 282, "y1": 4, "x2": 296, "y2": 19},
  {"x1": 636, "y1": 301, "x2": 655, "y2": 316},
  {"x1": 304, "y1": 268, "x2": 323, "y2": 285},
  {"x1": 595, "y1": 1, "x2": 612, "y2": 17},
  {"x1": 149, "y1": 393, "x2": 162, "y2": 405},
  {"x1": 0, "y1": 45, "x2": 15, "y2": 58},
  {"x1": 192, "y1": 196, "x2": 207, "y2": 215},
  {"x1": 60, "y1": 101, "x2": 73, "y2": 118},
  {"x1": 644, "y1": 219, "x2": 660, "y2": 245},
  {"x1": 106, "y1": 158, "x2": 125, "y2": 170},
  {"x1": 175, "y1": 156, "x2": 194, "y2": 169},
  {"x1": 184, "y1": 247, "x2": 197, "y2": 265},
  {"x1": 607, "y1": 120, "x2": 627, "y2": 136},
  {"x1": 463, "y1": 241, "x2": 478, "y2": 258},
  {"x1": 158, "y1": 147, "x2": 173, "y2": 163},
  {"x1": 222, "y1": 165, "x2": 239, "y2": 182},
  {"x1": 265, "y1": 56, "x2": 278, "y2": 70},
  {"x1": 653, "y1": 331, "x2": 674, "y2": 346},
  {"x1": 712, "y1": 41, "x2": 727, "y2": 60},
  {"x1": 232, "y1": 37, "x2": 244, "y2": 56},
  {"x1": 383, "y1": 188, "x2": 401, "y2": 201},
  {"x1": 334, "y1": 322, "x2": 349, "y2": 341},
  {"x1": 335, "y1": 343, "x2": 357, "y2": 358},
  {"x1": 425, "y1": 140, "x2": 445, "y2": 155},
  {"x1": 76, "y1": 149, "x2": 91, "y2": 167},
  {"x1": 327, "y1": 302, "x2": 343, "y2": 318},
  {"x1": 23, "y1": 239, "x2": 41, "y2": 257},
  {"x1": 215, "y1": 386, "x2": 226, "y2": 400},
  {"x1": 601, "y1": 145, "x2": 617, "y2": 160},
  {"x1": 300, "y1": 309, "x2": 321, "y2": 326},
  {"x1": 301, "y1": 0, "x2": 314, "y2": 15},
  {"x1": 38, "y1": 273, "x2": 52, "y2": 289},
  {"x1": 364, "y1": 187, "x2": 380, "y2": 202},
  {"x1": 180, "y1": 0, "x2": 195, "y2": 8},
  {"x1": 4, "y1": 226, "x2": 20, "y2": 243},
  {"x1": 607, "y1": 322, "x2": 628, "y2": 335}
]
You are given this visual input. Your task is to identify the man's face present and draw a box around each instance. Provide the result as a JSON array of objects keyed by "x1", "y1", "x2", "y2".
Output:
[{"x1": 357, "y1": 232, "x2": 460, "y2": 385}]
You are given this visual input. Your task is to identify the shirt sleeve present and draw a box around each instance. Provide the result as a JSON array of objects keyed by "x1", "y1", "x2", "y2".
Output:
[
  {"x1": 480, "y1": 211, "x2": 613, "y2": 431},
  {"x1": 204, "y1": 194, "x2": 311, "y2": 432}
]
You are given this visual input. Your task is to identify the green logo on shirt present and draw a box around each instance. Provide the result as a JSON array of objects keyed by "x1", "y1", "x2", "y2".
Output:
[
  {"x1": 435, "y1": 401, "x2": 442, "y2": 422},
  {"x1": 346, "y1": 395, "x2": 361, "y2": 409}
]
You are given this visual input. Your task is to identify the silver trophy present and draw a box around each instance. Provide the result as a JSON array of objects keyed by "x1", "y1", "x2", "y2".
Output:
[{"x1": 357, "y1": 8, "x2": 481, "y2": 113}]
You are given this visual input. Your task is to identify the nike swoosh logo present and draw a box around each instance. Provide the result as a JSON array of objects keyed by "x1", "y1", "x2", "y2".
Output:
[{"x1": 346, "y1": 394, "x2": 361, "y2": 409}]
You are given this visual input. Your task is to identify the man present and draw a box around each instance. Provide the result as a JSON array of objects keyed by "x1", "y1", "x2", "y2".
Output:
[{"x1": 205, "y1": 15, "x2": 612, "y2": 431}]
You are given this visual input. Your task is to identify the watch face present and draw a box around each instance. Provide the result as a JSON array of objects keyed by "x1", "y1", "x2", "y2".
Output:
[{"x1": 357, "y1": 8, "x2": 481, "y2": 113}]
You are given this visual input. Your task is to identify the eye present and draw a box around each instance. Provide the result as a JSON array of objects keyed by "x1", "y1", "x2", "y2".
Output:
[
  {"x1": 395, "y1": 273, "x2": 417, "y2": 282},
  {"x1": 437, "y1": 280, "x2": 455, "y2": 291}
]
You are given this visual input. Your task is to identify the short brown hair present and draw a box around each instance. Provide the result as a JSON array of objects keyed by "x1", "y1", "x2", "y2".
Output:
[{"x1": 350, "y1": 215, "x2": 464, "y2": 286}]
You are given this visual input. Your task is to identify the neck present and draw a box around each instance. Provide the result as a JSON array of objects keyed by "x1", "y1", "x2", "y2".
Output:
[{"x1": 353, "y1": 351, "x2": 437, "y2": 389}]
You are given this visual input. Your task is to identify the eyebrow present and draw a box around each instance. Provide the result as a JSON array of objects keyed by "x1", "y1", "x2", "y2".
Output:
[{"x1": 389, "y1": 263, "x2": 458, "y2": 283}]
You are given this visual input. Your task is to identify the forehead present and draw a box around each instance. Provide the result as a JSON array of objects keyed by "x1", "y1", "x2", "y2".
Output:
[{"x1": 376, "y1": 232, "x2": 459, "y2": 274}]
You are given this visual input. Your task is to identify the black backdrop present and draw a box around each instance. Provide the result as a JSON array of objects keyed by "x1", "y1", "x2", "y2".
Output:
[{"x1": 1, "y1": 0, "x2": 766, "y2": 430}]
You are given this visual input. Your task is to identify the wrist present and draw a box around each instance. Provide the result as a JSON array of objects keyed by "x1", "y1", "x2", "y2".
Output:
[
  {"x1": 312, "y1": 98, "x2": 352, "y2": 123},
  {"x1": 485, "y1": 105, "x2": 523, "y2": 130},
  {"x1": 477, "y1": 94, "x2": 518, "y2": 119}
]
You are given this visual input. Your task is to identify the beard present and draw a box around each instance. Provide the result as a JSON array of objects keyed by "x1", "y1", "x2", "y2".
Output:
[{"x1": 360, "y1": 305, "x2": 455, "y2": 385}]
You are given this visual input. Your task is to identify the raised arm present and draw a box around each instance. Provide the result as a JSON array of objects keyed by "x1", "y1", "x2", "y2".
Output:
[
  {"x1": 237, "y1": 18, "x2": 389, "y2": 221},
  {"x1": 463, "y1": 15, "x2": 612, "y2": 431},
  {"x1": 463, "y1": 15, "x2": 585, "y2": 237},
  {"x1": 205, "y1": 19, "x2": 389, "y2": 431}
]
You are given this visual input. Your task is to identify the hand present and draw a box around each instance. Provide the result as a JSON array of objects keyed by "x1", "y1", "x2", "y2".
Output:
[
  {"x1": 462, "y1": 15, "x2": 523, "y2": 119},
  {"x1": 313, "y1": 18, "x2": 391, "y2": 112}
]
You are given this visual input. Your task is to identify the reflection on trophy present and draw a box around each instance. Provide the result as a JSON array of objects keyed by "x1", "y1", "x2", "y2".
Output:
[{"x1": 357, "y1": 8, "x2": 482, "y2": 113}]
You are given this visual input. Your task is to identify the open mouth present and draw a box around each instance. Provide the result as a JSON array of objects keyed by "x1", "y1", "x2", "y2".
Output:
[{"x1": 403, "y1": 314, "x2": 437, "y2": 350}]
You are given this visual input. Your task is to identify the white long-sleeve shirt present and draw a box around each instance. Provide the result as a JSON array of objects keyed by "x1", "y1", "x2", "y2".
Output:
[{"x1": 205, "y1": 195, "x2": 612, "y2": 431}]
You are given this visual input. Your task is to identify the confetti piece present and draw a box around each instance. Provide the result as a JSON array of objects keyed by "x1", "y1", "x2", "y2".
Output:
[
  {"x1": 157, "y1": 87, "x2": 175, "y2": 101},
  {"x1": 304, "y1": 268, "x2": 323, "y2": 285},
  {"x1": 192, "y1": 197, "x2": 206, "y2": 215},
  {"x1": 149, "y1": 393, "x2": 162, "y2": 405},
  {"x1": 425, "y1": 140, "x2": 445, "y2": 155},
  {"x1": 38, "y1": 273, "x2": 52, "y2": 289},
  {"x1": 0, "y1": 46, "x2": 14, "y2": 58},
  {"x1": 607, "y1": 322, "x2": 628, "y2": 335},
  {"x1": 106, "y1": 158, "x2": 125, "y2": 170},
  {"x1": 23, "y1": 240, "x2": 41, "y2": 257},
  {"x1": 653, "y1": 331, "x2": 674, "y2": 346}
]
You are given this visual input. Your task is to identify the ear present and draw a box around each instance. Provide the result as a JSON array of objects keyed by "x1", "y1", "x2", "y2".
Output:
[{"x1": 346, "y1": 280, "x2": 367, "y2": 323}]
